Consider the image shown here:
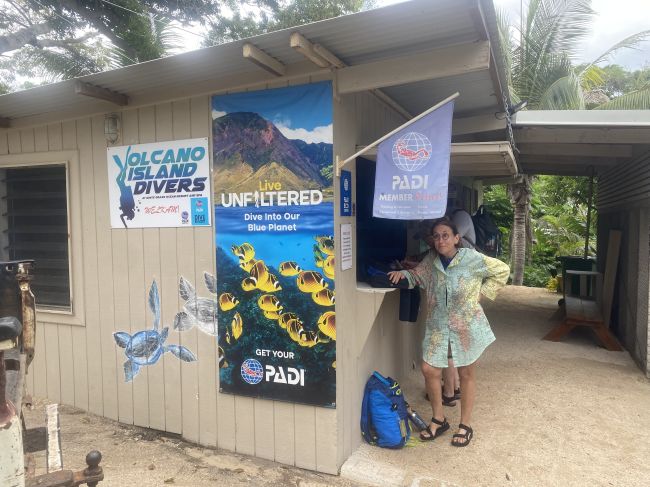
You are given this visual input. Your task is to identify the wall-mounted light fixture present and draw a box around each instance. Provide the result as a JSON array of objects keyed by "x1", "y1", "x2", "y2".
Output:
[{"x1": 104, "y1": 113, "x2": 121, "y2": 145}]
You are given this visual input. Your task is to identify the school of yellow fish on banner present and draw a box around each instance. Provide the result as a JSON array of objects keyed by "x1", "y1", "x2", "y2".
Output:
[{"x1": 218, "y1": 236, "x2": 336, "y2": 370}]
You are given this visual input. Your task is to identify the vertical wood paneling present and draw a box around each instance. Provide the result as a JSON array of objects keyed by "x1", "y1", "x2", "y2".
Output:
[
  {"x1": 112, "y1": 229, "x2": 134, "y2": 424},
  {"x1": 154, "y1": 102, "x2": 178, "y2": 433},
  {"x1": 127, "y1": 229, "x2": 149, "y2": 425},
  {"x1": 0, "y1": 131, "x2": 8, "y2": 154},
  {"x1": 7, "y1": 130, "x2": 21, "y2": 153},
  {"x1": 176, "y1": 96, "x2": 206, "y2": 443},
  {"x1": 217, "y1": 392, "x2": 236, "y2": 450},
  {"x1": 166, "y1": 99, "x2": 189, "y2": 435},
  {"x1": 160, "y1": 227, "x2": 180, "y2": 433},
  {"x1": 121, "y1": 109, "x2": 150, "y2": 427},
  {"x1": 43, "y1": 323, "x2": 61, "y2": 403},
  {"x1": 234, "y1": 396, "x2": 255, "y2": 455},
  {"x1": 58, "y1": 325, "x2": 75, "y2": 406},
  {"x1": 294, "y1": 404, "x2": 316, "y2": 470},
  {"x1": 34, "y1": 126, "x2": 48, "y2": 152},
  {"x1": 195, "y1": 227, "x2": 218, "y2": 446},
  {"x1": 71, "y1": 326, "x2": 88, "y2": 410},
  {"x1": 32, "y1": 323, "x2": 47, "y2": 397},
  {"x1": 253, "y1": 399, "x2": 275, "y2": 461},
  {"x1": 20, "y1": 129, "x2": 35, "y2": 153},
  {"x1": 273, "y1": 402, "x2": 295, "y2": 465},
  {"x1": 91, "y1": 115, "x2": 118, "y2": 420},
  {"x1": 48, "y1": 124, "x2": 63, "y2": 151},
  {"x1": 315, "y1": 408, "x2": 337, "y2": 474},
  {"x1": 74, "y1": 118, "x2": 95, "y2": 412},
  {"x1": 191, "y1": 95, "x2": 218, "y2": 447},
  {"x1": 177, "y1": 225, "x2": 198, "y2": 440},
  {"x1": 139, "y1": 104, "x2": 167, "y2": 430},
  {"x1": 61, "y1": 121, "x2": 76, "y2": 151}
]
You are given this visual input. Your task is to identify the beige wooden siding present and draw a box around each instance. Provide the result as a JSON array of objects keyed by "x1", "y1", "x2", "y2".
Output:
[
  {"x1": 0, "y1": 75, "x2": 345, "y2": 474},
  {"x1": 333, "y1": 89, "x2": 416, "y2": 468}
]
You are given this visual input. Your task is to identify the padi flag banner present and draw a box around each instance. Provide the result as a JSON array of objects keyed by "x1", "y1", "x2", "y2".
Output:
[{"x1": 373, "y1": 100, "x2": 454, "y2": 219}]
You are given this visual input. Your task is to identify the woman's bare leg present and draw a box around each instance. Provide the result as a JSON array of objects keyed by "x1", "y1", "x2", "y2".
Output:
[
  {"x1": 454, "y1": 362, "x2": 476, "y2": 445},
  {"x1": 421, "y1": 361, "x2": 445, "y2": 438}
]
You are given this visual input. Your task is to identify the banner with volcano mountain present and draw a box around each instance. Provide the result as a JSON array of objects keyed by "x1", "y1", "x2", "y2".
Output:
[{"x1": 212, "y1": 82, "x2": 336, "y2": 407}]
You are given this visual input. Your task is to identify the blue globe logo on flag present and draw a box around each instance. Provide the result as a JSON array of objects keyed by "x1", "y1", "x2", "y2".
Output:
[
  {"x1": 391, "y1": 132, "x2": 432, "y2": 172},
  {"x1": 241, "y1": 358, "x2": 264, "y2": 384}
]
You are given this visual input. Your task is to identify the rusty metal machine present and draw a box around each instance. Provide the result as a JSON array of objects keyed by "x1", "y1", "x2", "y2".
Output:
[{"x1": 0, "y1": 260, "x2": 104, "y2": 487}]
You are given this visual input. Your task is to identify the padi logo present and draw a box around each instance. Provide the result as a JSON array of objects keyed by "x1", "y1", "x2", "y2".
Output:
[
  {"x1": 265, "y1": 364, "x2": 305, "y2": 386},
  {"x1": 241, "y1": 358, "x2": 264, "y2": 384},
  {"x1": 391, "y1": 132, "x2": 432, "y2": 172},
  {"x1": 240, "y1": 358, "x2": 306, "y2": 386}
]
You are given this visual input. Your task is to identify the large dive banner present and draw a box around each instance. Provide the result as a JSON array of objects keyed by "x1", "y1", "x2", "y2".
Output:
[{"x1": 212, "y1": 82, "x2": 336, "y2": 407}]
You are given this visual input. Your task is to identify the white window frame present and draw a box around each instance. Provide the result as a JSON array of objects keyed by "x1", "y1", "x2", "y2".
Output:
[{"x1": 0, "y1": 150, "x2": 85, "y2": 326}]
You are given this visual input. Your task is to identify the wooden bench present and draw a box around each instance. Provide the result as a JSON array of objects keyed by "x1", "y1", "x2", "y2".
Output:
[{"x1": 543, "y1": 231, "x2": 622, "y2": 351}]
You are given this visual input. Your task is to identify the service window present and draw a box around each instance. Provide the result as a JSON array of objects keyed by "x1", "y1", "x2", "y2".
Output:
[{"x1": 355, "y1": 157, "x2": 407, "y2": 282}]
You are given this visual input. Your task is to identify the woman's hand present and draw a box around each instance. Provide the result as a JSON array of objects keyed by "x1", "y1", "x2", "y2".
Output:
[{"x1": 387, "y1": 271, "x2": 404, "y2": 285}]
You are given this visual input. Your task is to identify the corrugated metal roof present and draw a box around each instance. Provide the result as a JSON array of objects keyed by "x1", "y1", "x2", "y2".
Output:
[{"x1": 0, "y1": 0, "x2": 506, "y2": 130}]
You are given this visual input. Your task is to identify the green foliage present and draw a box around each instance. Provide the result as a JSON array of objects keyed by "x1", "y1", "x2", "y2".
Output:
[
  {"x1": 205, "y1": 0, "x2": 371, "y2": 45},
  {"x1": 484, "y1": 175, "x2": 596, "y2": 288},
  {"x1": 0, "y1": 0, "x2": 218, "y2": 90}
]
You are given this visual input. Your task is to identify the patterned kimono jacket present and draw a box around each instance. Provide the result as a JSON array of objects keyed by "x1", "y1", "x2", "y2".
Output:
[{"x1": 401, "y1": 248, "x2": 510, "y2": 367}]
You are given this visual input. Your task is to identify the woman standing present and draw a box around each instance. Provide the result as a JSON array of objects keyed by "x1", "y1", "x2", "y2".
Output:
[{"x1": 388, "y1": 218, "x2": 509, "y2": 446}]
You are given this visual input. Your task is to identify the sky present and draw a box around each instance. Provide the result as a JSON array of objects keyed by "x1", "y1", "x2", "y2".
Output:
[{"x1": 491, "y1": 0, "x2": 650, "y2": 69}]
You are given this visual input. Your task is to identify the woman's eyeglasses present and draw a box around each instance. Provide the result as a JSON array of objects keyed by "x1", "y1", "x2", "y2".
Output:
[{"x1": 431, "y1": 233, "x2": 452, "y2": 241}]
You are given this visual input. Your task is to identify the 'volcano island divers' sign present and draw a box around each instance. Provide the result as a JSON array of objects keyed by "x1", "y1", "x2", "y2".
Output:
[{"x1": 107, "y1": 138, "x2": 211, "y2": 228}]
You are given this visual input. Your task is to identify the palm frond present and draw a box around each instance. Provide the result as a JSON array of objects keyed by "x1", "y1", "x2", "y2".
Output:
[
  {"x1": 580, "y1": 64, "x2": 605, "y2": 91},
  {"x1": 586, "y1": 30, "x2": 650, "y2": 68},
  {"x1": 538, "y1": 72, "x2": 585, "y2": 110},
  {"x1": 593, "y1": 86, "x2": 650, "y2": 110}
]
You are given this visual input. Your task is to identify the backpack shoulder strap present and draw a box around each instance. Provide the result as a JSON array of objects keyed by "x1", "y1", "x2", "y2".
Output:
[{"x1": 360, "y1": 378, "x2": 376, "y2": 444}]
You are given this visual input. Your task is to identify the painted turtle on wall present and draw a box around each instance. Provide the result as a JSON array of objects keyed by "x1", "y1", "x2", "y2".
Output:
[{"x1": 114, "y1": 280, "x2": 196, "y2": 382}]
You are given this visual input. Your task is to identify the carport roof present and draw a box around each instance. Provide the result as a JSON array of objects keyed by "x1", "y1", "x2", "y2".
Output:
[
  {"x1": 512, "y1": 110, "x2": 650, "y2": 176},
  {"x1": 0, "y1": 0, "x2": 509, "y2": 141}
]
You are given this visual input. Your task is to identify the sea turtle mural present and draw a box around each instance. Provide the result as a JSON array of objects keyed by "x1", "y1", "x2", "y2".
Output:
[
  {"x1": 114, "y1": 280, "x2": 196, "y2": 382},
  {"x1": 173, "y1": 272, "x2": 221, "y2": 336}
]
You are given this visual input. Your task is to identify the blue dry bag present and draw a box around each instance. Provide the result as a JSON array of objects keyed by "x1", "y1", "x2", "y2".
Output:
[{"x1": 360, "y1": 371, "x2": 410, "y2": 448}]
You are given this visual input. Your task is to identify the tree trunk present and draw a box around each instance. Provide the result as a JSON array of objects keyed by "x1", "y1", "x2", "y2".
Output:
[{"x1": 508, "y1": 175, "x2": 532, "y2": 285}]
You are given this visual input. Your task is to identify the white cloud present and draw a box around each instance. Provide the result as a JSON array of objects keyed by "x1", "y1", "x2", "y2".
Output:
[
  {"x1": 212, "y1": 109, "x2": 227, "y2": 120},
  {"x1": 276, "y1": 123, "x2": 333, "y2": 144}
]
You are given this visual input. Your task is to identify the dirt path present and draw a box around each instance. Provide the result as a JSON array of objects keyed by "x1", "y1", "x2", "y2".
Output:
[
  {"x1": 23, "y1": 400, "x2": 359, "y2": 487},
  {"x1": 342, "y1": 286, "x2": 650, "y2": 487}
]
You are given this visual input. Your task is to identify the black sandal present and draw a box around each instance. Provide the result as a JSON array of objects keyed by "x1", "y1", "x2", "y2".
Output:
[
  {"x1": 451, "y1": 423, "x2": 473, "y2": 447},
  {"x1": 442, "y1": 394, "x2": 456, "y2": 407},
  {"x1": 419, "y1": 417, "x2": 449, "y2": 442}
]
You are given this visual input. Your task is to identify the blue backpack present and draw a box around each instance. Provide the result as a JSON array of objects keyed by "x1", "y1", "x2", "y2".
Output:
[{"x1": 360, "y1": 371, "x2": 410, "y2": 448}]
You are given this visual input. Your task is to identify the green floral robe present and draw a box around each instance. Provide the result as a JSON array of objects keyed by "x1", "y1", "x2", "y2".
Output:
[{"x1": 401, "y1": 248, "x2": 510, "y2": 367}]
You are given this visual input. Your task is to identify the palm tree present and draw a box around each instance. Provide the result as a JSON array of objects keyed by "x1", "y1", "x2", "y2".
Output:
[{"x1": 497, "y1": 0, "x2": 650, "y2": 284}]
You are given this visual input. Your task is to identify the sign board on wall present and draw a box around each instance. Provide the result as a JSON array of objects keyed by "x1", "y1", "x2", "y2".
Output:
[
  {"x1": 340, "y1": 170, "x2": 352, "y2": 216},
  {"x1": 107, "y1": 138, "x2": 211, "y2": 228},
  {"x1": 212, "y1": 81, "x2": 336, "y2": 407}
]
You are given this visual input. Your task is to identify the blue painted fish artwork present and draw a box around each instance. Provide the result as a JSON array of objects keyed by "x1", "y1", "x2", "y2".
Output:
[
  {"x1": 114, "y1": 280, "x2": 197, "y2": 382},
  {"x1": 173, "y1": 272, "x2": 221, "y2": 336}
]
